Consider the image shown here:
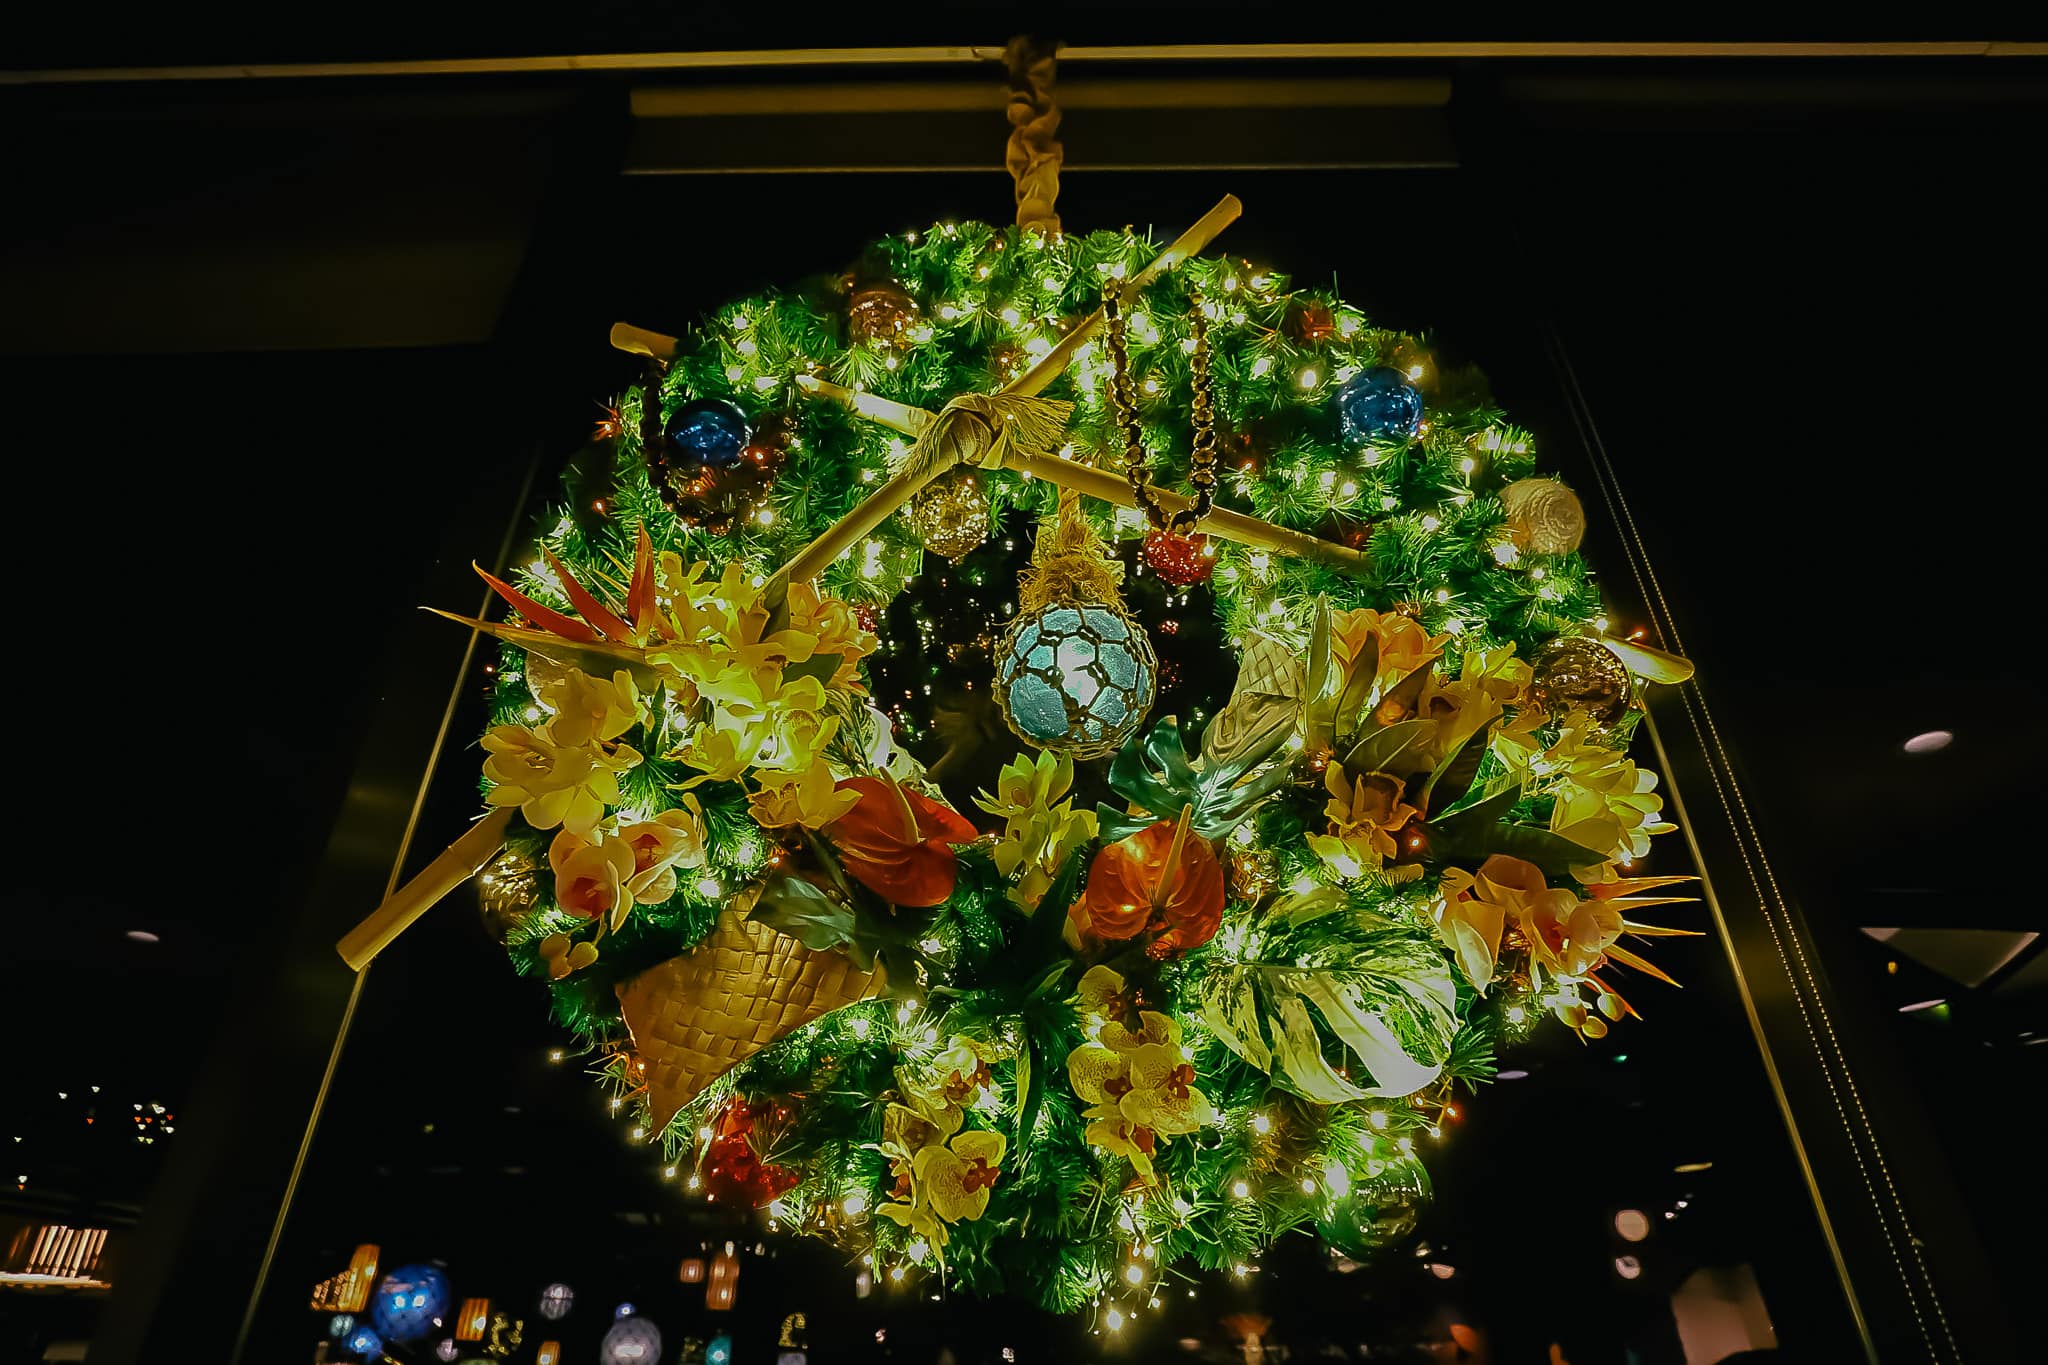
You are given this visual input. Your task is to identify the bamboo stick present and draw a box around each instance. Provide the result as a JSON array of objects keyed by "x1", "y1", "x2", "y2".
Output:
[
  {"x1": 997, "y1": 447, "x2": 1369, "y2": 572},
  {"x1": 336, "y1": 807, "x2": 516, "y2": 971},
  {"x1": 759, "y1": 196, "x2": 1245, "y2": 599}
]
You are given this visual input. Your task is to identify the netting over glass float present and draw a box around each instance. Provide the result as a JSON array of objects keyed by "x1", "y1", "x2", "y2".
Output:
[
  {"x1": 340, "y1": 182, "x2": 1701, "y2": 1320},
  {"x1": 536, "y1": 1282, "x2": 573, "y2": 1321},
  {"x1": 599, "y1": 1316, "x2": 663, "y2": 1365},
  {"x1": 996, "y1": 601, "x2": 1156, "y2": 758}
]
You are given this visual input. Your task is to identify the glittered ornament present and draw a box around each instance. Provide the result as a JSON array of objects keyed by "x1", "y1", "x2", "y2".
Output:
[
  {"x1": 1140, "y1": 528, "x2": 1215, "y2": 586},
  {"x1": 1289, "y1": 301, "x2": 1335, "y2": 343},
  {"x1": 848, "y1": 282, "x2": 919, "y2": 344},
  {"x1": 1335, "y1": 366, "x2": 1424, "y2": 445},
  {"x1": 1315, "y1": 1161, "x2": 1429, "y2": 1258},
  {"x1": 665, "y1": 399, "x2": 751, "y2": 472},
  {"x1": 476, "y1": 847, "x2": 541, "y2": 943},
  {"x1": 1498, "y1": 477, "x2": 1586, "y2": 555},
  {"x1": 1530, "y1": 637, "x2": 1633, "y2": 723},
  {"x1": 908, "y1": 466, "x2": 991, "y2": 562},
  {"x1": 702, "y1": 1096, "x2": 800, "y2": 1207},
  {"x1": 996, "y1": 602, "x2": 1157, "y2": 759}
]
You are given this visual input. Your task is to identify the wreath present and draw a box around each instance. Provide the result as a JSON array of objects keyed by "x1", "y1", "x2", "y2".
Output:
[{"x1": 410, "y1": 202, "x2": 1694, "y2": 1317}]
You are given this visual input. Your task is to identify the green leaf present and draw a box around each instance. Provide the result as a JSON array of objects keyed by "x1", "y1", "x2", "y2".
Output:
[
  {"x1": 1339, "y1": 718, "x2": 1436, "y2": 780},
  {"x1": 1012, "y1": 1030, "x2": 1033, "y2": 1133},
  {"x1": 1270, "y1": 994, "x2": 1371, "y2": 1103},
  {"x1": 1417, "y1": 719, "x2": 1489, "y2": 815},
  {"x1": 1200, "y1": 971, "x2": 1271, "y2": 1073},
  {"x1": 750, "y1": 872, "x2": 874, "y2": 970},
  {"x1": 1292, "y1": 957, "x2": 1454, "y2": 1098},
  {"x1": 1303, "y1": 597, "x2": 1336, "y2": 753},
  {"x1": 1449, "y1": 823, "x2": 1611, "y2": 877},
  {"x1": 1423, "y1": 781, "x2": 1520, "y2": 841},
  {"x1": 782, "y1": 651, "x2": 846, "y2": 689},
  {"x1": 1097, "y1": 716, "x2": 1295, "y2": 842}
]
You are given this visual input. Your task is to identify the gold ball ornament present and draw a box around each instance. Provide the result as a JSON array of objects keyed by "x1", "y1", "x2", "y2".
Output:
[
  {"x1": 1498, "y1": 477, "x2": 1586, "y2": 555},
  {"x1": 476, "y1": 847, "x2": 542, "y2": 942},
  {"x1": 847, "y1": 282, "x2": 919, "y2": 345},
  {"x1": 1529, "y1": 637, "x2": 1633, "y2": 723},
  {"x1": 908, "y1": 466, "x2": 991, "y2": 562}
]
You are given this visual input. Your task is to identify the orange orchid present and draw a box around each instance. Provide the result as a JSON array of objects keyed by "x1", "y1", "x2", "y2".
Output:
[
  {"x1": 826, "y1": 776, "x2": 977, "y2": 907},
  {"x1": 1074, "y1": 807, "x2": 1225, "y2": 956}
]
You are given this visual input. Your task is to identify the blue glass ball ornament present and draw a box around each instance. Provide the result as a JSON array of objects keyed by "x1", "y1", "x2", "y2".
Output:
[
  {"x1": 664, "y1": 399, "x2": 751, "y2": 472},
  {"x1": 537, "y1": 1282, "x2": 573, "y2": 1321},
  {"x1": 370, "y1": 1264, "x2": 451, "y2": 1343},
  {"x1": 1335, "y1": 366, "x2": 1424, "y2": 445},
  {"x1": 599, "y1": 1315, "x2": 663, "y2": 1365},
  {"x1": 346, "y1": 1324, "x2": 384, "y2": 1359},
  {"x1": 613, "y1": 1301, "x2": 637, "y2": 1319},
  {"x1": 995, "y1": 601, "x2": 1157, "y2": 760}
]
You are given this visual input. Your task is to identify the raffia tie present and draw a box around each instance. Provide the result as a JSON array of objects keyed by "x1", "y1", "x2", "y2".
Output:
[
  {"x1": 1019, "y1": 489, "x2": 1124, "y2": 613},
  {"x1": 1004, "y1": 36, "x2": 1062, "y2": 235},
  {"x1": 898, "y1": 391, "x2": 1073, "y2": 482}
]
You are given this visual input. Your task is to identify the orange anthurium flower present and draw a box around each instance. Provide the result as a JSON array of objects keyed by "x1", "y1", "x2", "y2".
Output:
[
  {"x1": 1076, "y1": 806, "x2": 1226, "y2": 956},
  {"x1": 826, "y1": 775, "x2": 977, "y2": 907}
]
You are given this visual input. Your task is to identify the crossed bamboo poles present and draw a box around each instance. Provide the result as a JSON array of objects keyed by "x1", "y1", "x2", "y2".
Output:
[{"x1": 337, "y1": 194, "x2": 1689, "y2": 970}]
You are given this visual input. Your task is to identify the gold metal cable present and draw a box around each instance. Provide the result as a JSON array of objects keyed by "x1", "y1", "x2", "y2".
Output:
[{"x1": 1544, "y1": 323, "x2": 1958, "y2": 1361}]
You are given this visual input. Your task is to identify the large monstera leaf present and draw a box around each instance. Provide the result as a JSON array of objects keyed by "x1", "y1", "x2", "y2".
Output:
[
  {"x1": 1199, "y1": 889, "x2": 1458, "y2": 1101},
  {"x1": 1097, "y1": 716, "x2": 1294, "y2": 843}
]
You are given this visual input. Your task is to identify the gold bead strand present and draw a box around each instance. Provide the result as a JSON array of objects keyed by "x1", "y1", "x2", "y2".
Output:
[
  {"x1": 1102, "y1": 292, "x2": 1168, "y2": 530},
  {"x1": 1174, "y1": 296, "x2": 1220, "y2": 535}
]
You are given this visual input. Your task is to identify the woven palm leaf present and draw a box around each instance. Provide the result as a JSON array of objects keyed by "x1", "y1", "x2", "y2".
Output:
[{"x1": 617, "y1": 909, "x2": 886, "y2": 1132}]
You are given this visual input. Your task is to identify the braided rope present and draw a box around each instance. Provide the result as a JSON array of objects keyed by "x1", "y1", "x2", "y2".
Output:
[{"x1": 1004, "y1": 36, "x2": 1062, "y2": 235}]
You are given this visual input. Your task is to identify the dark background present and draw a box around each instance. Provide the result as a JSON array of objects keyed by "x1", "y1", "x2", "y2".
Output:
[{"x1": 3, "y1": 18, "x2": 2043, "y2": 1365}]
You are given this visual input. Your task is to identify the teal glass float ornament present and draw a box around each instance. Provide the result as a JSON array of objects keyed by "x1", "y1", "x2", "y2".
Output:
[
  {"x1": 1335, "y1": 365, "x2": 1423, "y2": 445},
  {"x1": 371, "y1": 1264, "x2": 450, "y2": 1342},
  {"x1": 995, "y1": 600, "x2": 1157, "y2": 760},
  {"x1": 328, "y1": 1313, "x2": 355, "y2": 1339}
]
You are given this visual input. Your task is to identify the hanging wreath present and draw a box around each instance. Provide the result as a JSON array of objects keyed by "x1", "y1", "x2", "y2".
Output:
[{"x1": 373, "y1": 196, "x2": 1701, "y2": 1318}]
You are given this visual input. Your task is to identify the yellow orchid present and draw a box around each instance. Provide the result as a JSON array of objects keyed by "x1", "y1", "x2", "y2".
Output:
[
  {"x1": 1457, "y1": 644, "x2": 1533, "y2": 707},
  {"x1": 547, "y1": 828, "x2": 637, "y2": 929},
  {"x1": 1305, "y1": 767, "x2": 1418, "y2": 878},
  {"x1": 1470, "y1": 854, "x2": 1618, "y2": 983},
  {"x1": 672, "y1": 721, "x2": 758, "y2": 787},
  {"x1": 1097, "y1": 1009, "x2": 1181, "y2": 1055},
  {"x1": 1430, "y1": 866, "x2": 1505, "y2": 994},
  {"x1": 1065, "y1": 1027, "x2": 1209, "y2": 1179},
  {"x1": 931, "y1": 1036, "x2": 999, "y2": 1108},
  {"x1": 786, "y1": 580, "x2": 878, "y2": 692},
  {"x1": 1327, "y1": 607, "x2": 1447, "y2": 690},
  {"x1": 755, "y1": 704, "x2": 841, "y2": 777},
  {"x1": 747, "y1": 765, "x2": 860, "y2": 830},
  {"x1": 1074, "y1": 964, "x2": 1151, "y2": 1029},
  {"x1": 912, "y1": 1130, "x2": 1006, "y2": 1223},
  {"x1": 619, "y1": 801, "x2": 708, "y2": 904},
  {"x1": 975, "y1": 752, "x2": 1099, "y2": 909},
  {"x1": 481, "y1": 725, "x2": 641, "y2": 837},
  {"x1": 534, "y1": 667, "x2": 643, "y2": 748},
  {"x1": 875, "y1": 1191, "x2": 949, "y2": 1247},
  {"x1": 1119, "y1": 1044, "x2": 1215, "y2": 1136},
  {"x1": 1417, "y1": 676, "x2": 1505, "y2": 762},
  {"x1": 1084, "y1": 1112, "x2": 1159, "y2": 1179}
]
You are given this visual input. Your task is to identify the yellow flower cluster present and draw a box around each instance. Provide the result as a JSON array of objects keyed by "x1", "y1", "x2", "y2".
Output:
[
  {"x1": 1066, "y1": 967, "x2": 1214, "y2": 1181},
  {"x1": 974, "y1": 752, "x2": 1098, "y2": 909},
  {"x1": 650, "y1": 559, "x2": 875, "y2": 830},
  {"x1": 1497, "y1": 718, "x2": 1675, "y2": 879},
  {"x1": 481, "y1": 668, "x2": 645, "y2": 837},
  {"x1": 875, "y1": 1037, "x2": 1008, "y2": 1250}
]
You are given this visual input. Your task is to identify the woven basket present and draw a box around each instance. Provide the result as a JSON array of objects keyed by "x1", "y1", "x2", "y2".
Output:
[{"x1": 617, "y1": 909, "x2": 886, "y2": 1132}]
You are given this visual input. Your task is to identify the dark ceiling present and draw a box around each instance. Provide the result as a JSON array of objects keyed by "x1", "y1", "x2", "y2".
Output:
[{"x1": 4, "y1": 24, "x2": 2044, "y2": 1365}]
